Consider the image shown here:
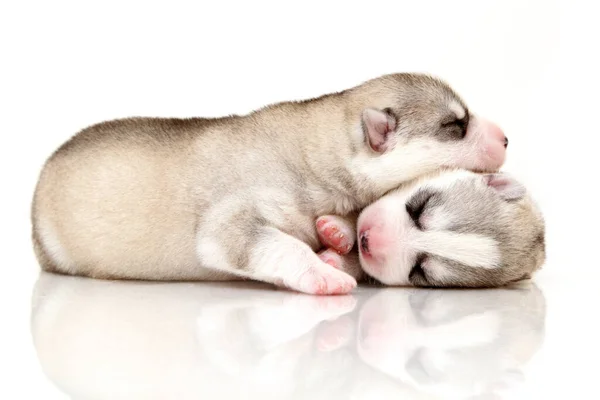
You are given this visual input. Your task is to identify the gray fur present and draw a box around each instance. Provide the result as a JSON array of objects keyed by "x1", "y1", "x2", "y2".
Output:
[{"x1": 326, "y1": 170, "x2": 546, "y2": 288}]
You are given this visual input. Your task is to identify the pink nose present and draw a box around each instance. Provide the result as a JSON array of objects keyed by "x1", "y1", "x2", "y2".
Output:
[
  {"x1": 486, "y1": 119, "x2": 508, "y2": 147},
  {"x1": 475, "y1": 118, "x2": 509, "y2": 170},
  {"x1": 358, "y1": 225, "x2": 390, "y2": 264},
  {"x1": 357, "y1": 205, "x2": 395, "y2": 265}
]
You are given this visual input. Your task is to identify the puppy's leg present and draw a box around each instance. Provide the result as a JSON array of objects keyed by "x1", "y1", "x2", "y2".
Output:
[
  {"x1": 317, "y1": 248, "x2": 365, "y2": 281},
  {"x1": 252, "y1": 227, "x2": 358, "y2": 295},
  {"x1": 197, "y1": 223, "x2": 357, "y2": 295},
  {"x1": 316, "y1": 215, "x2": 357, "y2": 255}
]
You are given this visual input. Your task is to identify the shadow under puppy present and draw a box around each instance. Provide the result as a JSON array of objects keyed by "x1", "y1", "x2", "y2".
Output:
[
  {"x1": 31, "y1": 73, "x2": 508, "y2": 294},
  {"x1": 317, "y1": 169, "x2": 546, "y2": 288}
]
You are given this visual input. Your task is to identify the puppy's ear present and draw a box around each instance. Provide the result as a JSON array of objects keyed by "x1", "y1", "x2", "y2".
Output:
[
  {"x1": 362, "y1": 108, "x2": 397, "y2": 153},
  {"x1": 484, "y1": 173, "x2": 526, "y2": 201}
]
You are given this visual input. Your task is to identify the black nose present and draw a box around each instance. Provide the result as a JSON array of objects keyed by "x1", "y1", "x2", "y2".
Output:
[{"x1": 504, "y1": 136, "x2": 509, "y2": 148}]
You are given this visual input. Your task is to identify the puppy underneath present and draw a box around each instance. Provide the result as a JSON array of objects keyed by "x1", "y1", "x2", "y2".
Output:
[
  {"x1": 317, "y1": 169, "x2": 545, "y2": 288},
  {"x1": 31, "y1": 73, "x2": 508, "y2": 294}
]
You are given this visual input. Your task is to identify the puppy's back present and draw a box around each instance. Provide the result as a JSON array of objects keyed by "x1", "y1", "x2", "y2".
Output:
[{"x1": 31, "y1": 117, "x2": 230, "y2": 279}]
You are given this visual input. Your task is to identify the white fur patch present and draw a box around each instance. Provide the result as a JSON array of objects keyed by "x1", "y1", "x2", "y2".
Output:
[
  {"x1": 350, "y1": 139, "x2": 454, "y2": 195},
  {"x1": 412, "y1": 231, "x2": 501, "y2": 269},
  {"x1": 419, "y1": 169, "x2": 475, "y2": 192},
  {"x1": 37, "y1": 219, "x2": 75, "y2": 273},
  {"x1": 249, "y1": 228, "x2": 310, "y2": 282},
  {"x1": 196, "y1": 237, "x2": 237, "y2": 274},
  {"x1": 448, "y1": 101, "x2": 466, "y2": 120},
  {"x1": 422, "y1": 209, "x2": 454, "y2": 232}
]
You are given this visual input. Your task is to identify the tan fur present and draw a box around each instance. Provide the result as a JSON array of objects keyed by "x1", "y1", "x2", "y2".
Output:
[{"x1": 31, "y1": 73, "x2": 506, "y2": 292}]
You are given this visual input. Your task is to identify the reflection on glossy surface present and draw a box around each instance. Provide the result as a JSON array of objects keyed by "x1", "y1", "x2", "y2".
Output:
[{"x1": 31, "y1": 273, "x2": 546, "y2": 399}]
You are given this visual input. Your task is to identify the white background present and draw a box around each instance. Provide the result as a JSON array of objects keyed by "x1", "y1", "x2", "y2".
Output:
[{"x1": 1, "y1": 0, "x2": 598, "y2": 398}]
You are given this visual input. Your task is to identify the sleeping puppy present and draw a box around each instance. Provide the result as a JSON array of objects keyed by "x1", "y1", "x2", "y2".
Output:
[
  {"x1": 31, "y1": 73, "x2": 508, "y2": 294},
  {"x1": 316, "y1": 169, "x2": 546, "y2": 288}
]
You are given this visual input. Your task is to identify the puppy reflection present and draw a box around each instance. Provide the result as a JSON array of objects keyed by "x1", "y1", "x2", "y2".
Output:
[
  {"x1": 357, "y1": 284, "x2": 546, "y2": 399},
  {"x1": 30, "y1": 273, "x2": 358, "y2": 399},
  {"x1": 31, "y1": 273, "x2": 545, "y2": 400}
]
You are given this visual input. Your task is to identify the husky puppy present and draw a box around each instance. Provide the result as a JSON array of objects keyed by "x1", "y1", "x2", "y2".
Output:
[
  {"x1": 31, "y1": 73, "x2": 508, "y2": 294},
  {"x1": 316, "y1": 169, "x2": 546, "y2": 288}
]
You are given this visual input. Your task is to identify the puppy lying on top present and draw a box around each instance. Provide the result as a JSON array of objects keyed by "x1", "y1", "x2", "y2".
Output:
[
  {"x1": 32, "y1": 72, "x2": 512, "y2": 295},
  {"x1": 316, "y1": 169, "x2": 546, "y2": 288}
]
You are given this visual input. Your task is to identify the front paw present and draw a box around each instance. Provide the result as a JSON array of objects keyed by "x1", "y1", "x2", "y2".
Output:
[
  {"x1": 293, "y1": 263, "x2": 357, "y2": 295},
  {"x1": 318, "y1": 248, "x2": 346, "y2": 271},
  {"x1": 316, "y1": 216, "x2": 356, "y2": 255}
]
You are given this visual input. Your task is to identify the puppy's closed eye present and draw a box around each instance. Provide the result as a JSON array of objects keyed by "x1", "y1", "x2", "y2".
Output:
[
  {"x1": 406, "y1": 190, "x2": 434, "y2": 229},
  {"x1": 409, "y1": 255, "x2": 429, "y2": 285},
  {"x1": 440, "y1": 113, "x2": 469, "y2": 139}
]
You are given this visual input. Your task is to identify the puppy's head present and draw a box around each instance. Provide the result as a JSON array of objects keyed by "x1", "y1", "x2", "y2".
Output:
[
  {"x1": 356, "y1": 169, "x2": 546, "y2": 287},
  {"x1": 349, "y1": 74, "x2": 508, "y2": 193}
]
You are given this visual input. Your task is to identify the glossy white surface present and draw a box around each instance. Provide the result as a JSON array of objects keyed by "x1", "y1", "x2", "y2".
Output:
[
  {"x1": 20, "y1": 275, "x2": 600, "y2": 399},
  {"x1": 27, "y1": 275, "x2": 545, "y2": 399}
]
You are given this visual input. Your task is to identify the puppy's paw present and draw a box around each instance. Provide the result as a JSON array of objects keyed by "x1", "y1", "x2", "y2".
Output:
[
  {"x1": 318, "y1": 248, "x2": 345, "y2": 270},
  {"x1": 316, "y1": 216, "x2": 356, "y2": 254},
  {"x1": 293, "y1": 262, "x2": 357, "y2": 295}
]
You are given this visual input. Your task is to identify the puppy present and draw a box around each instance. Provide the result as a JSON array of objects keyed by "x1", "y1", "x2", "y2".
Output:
[
  {"x1": 316, "y1": 169, "x2": 546, "y2": 287},
  {"x1": 31, "y1": 73, "x2": 508, "y2": 294}
]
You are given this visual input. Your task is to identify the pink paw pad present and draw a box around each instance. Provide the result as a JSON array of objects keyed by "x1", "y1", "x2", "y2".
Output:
[{"x1": 316, "y1": 217, "x2": 355, "y2": 255}]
